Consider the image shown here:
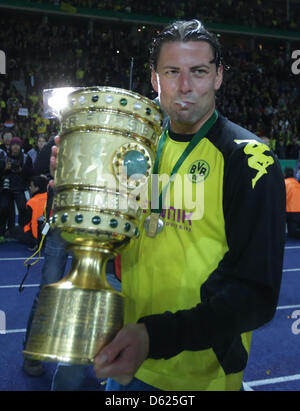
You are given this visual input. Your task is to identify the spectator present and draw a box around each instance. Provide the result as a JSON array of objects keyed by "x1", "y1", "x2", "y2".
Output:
[
  {"x1": 0, "y1": 6, "x2": 299, "y2": 160},
  {"x1": 0, "y1": 137, "x2": 29, "y2": 240},
  {"x1": 9, "y1": 175, "x2": 48, "y2": 248},
  {"x1": 284, "y1": 167, "x2": 300, "y2": 239},
  {"x1": 0, "y1": 131, "x2": 13, "y2": 153},
  {"x1": 23, "y1": 135, "x2": 48, "y2": 179}
]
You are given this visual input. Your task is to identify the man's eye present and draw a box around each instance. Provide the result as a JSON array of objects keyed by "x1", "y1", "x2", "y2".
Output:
[
  {"x1": 193, "y1": 69, "x2": 207, "y2": 76},
  {"x1": 165, "y1": 70, "x2": 179, "y2": 77}
]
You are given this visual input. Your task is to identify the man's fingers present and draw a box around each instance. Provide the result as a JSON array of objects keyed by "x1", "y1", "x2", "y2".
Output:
[
  {"x1": 93, "y1": 323, "x2": 149, "y2": 382},
  {"x1": 50, "y1": 145, "x2": 58, "y2": 178},
  {"x1": 112, "y1": 375, "x2": 134, "y2": 386},
  {"x1": 54, "y1": 135, "x2": 60, "y2": 146}
]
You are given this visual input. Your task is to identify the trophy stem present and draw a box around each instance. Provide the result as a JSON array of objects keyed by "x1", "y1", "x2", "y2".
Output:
[
  {"x1": 23, "y1": 243, "x2": 124, "y2": 365},
  {"x1": 63, "y1": 243, "x2": 116, "y2": 292}
]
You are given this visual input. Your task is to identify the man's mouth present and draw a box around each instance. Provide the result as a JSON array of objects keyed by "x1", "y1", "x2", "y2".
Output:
[{"x1": 174, "y1": 100, "x2": 194, "y2": 109}]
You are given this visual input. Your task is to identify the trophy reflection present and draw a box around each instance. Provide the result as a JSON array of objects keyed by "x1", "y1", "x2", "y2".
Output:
[{"x1": 23, "y1": 87, "x2": 163, "y2": 364}]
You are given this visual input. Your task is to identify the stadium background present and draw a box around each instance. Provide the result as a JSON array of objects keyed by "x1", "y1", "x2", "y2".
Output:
[{"x1": 0, "y1": 0, "x2": 300, "y2": 391}]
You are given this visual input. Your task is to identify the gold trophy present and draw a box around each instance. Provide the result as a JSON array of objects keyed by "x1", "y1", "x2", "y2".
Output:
[{"x1": 23, "y1": 87, "x2": 163, "y2": 364}]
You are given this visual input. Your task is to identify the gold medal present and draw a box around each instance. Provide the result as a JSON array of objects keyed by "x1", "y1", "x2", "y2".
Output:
[{"x1": 144, "y1": 213, "x2": 164, "y2": 237}]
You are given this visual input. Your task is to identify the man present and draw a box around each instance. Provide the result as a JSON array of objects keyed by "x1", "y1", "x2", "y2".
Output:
[
  {"x1": 0, "y1": 136, "x2": 27, "y2": 239},
  {"x1": 10, "y1": 175, "x2": 47, "y2": 248},
  {"x1": 54, "y1": 20, "x2": 286, "y2": 391},
  {"x1": 0, "y1": 130, "x2": 13, "y2": 152},
  {"x1": 284, "y1": 167, "x2": 300, "y2": 239}
]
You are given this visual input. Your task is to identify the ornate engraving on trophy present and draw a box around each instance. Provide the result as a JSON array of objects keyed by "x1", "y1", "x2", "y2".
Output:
[
  {"x1": 72, "y1": 191, "x2": 82, "y2": 205},
  {"x1": 61, "y1": 110, "x2": 157, "y2": 143},
  {"x1": 81, "y1": 137, "x2": 107, "y2": 185}
]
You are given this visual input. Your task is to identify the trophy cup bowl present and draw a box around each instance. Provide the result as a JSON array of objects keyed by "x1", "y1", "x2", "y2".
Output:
[{"x1": 23, "y1": 87, "x2": 163, "y2": 364}]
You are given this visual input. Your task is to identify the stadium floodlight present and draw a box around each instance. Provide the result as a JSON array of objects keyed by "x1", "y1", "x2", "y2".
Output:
[{"x1": 43, "y1": 87, "x2": 80, "y2": 119}]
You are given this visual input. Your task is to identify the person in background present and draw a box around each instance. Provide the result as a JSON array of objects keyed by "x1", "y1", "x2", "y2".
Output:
[
  {"x1": 0, "y1": 130, "x2": 13, "y2": 153},
  {"x1": 23, "y1": 135, "x2": 48, "y2": 179},
  {"x1": 0, "y1": 137, "x2": 28, "y2": 241},
  {"x1": 284, "y1": 167, "x2": 300, "y2": 239},
  {"x1": 9, "y1": 175, "x2": 47, "y2": 248},
  {"x1": 27, "y1": 135, "x2": 47, "y2": 166}
]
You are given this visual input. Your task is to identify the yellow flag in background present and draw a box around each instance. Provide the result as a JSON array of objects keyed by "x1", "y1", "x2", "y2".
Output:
[{"x1": 60, "y1": 2, "x2": 77, "y2": 13}]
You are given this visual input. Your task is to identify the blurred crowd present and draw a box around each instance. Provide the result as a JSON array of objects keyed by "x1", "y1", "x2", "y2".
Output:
[
  {"x1": 1, "y1": 8, "x2": 299, "y2": 160},
  {"x1": 29, "y1": 0, "x2": 300, "y2": 31},
  {"x1": 0, "y1": 4, "x2": 299, "y2": 242}
]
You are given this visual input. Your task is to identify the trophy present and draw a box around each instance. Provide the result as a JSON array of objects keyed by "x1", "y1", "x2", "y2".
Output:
[{"x1": 23, "y1": 87, "x2": 163, "y2": 364}]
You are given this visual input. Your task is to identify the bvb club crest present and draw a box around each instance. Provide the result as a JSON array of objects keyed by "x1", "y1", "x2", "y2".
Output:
[{"x1": 188, "y1": 160, "x2": 210, "y2": 183}]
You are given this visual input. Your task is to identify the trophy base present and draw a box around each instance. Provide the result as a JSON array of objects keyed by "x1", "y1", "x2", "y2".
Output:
[
  {"x1": 23, "y1": 285, "x2": 124, "y2": 365},
  {"x1": 23, "y1": 244, "x2": 124, "y2": 365}
]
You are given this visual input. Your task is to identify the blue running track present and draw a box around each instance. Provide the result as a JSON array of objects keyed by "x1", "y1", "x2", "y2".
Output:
[{"x1": 0, "y1": 237, "x2": 299, "y2": 391}]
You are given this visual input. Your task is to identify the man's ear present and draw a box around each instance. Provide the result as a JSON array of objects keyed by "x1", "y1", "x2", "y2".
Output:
[
  {"x1": 214, "y1": 64, "x2": 223, "y2": 91},
  {"x1": 151, "y1": 67, "x2": 159, "y2": 93}
]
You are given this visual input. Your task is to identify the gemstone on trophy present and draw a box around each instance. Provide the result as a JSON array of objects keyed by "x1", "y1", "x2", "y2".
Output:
[
  {"x1": 75, "y1": 214, "x2": 83, "y2": 223},
  {"x1": 120, "y1": 98, "x2": 128, "y2": 106},
  {"x1": 105, "y1": 95, "x2": 113, "y2": 103},
  {"x1": 61, "y1": 213, "x2": 68, "y2": 223},
  {"x1": 123, "y1": 150, "x2": 148, "y2": 178},
  {"x1": 110, "y1": 219, "x2": 118, "y2": 228},
  {"x1": 92, "y1": 216, "x2": 101, "y2": 225},
  {"x1": 124, "y1": 222, "x2": 131, "y2": 232}
]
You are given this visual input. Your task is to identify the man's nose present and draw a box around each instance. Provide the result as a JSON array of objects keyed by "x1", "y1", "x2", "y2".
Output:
[{"x1": 178, "y1": 72, "x2": 193, "y2": 93}]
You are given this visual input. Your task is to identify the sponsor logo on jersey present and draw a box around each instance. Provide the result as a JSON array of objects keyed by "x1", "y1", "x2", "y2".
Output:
[{"x1": 234, "y1": 139, "x2": 274, "y2": 188}]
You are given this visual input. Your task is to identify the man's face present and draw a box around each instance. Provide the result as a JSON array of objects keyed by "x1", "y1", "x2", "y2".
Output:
[
  {"x1": 151, "y1": 41, "x2": 223, "y2": 134},
  {"x1": 3, "y1": 133, "x2": 12, "y2": 145},
  {"x1": 37, "y1": 137, "x2": 46, "y2": 151},
  {"x1": 11, "y1": 143, "x2": 21, "y2": 156},
  {"x1": 29, "y1": 182, "x2": 38, "y2": 195}
]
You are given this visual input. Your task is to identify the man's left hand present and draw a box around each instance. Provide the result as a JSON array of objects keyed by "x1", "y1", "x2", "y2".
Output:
[{"x1": 93, "y1": 323, "x2": 149, "y2": 386}]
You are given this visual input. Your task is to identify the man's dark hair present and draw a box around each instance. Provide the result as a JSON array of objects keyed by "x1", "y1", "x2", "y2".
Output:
[
  {"x1": 150, "y1": 19, "x2": 223, "y2": 71},
  {"x1": 31, "y1": 175, "x2": 48, "y2": 193}
]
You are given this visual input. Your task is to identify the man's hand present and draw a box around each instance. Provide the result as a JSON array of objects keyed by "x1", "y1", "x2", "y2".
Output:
[
  {"x1": 49, "y1": 135, "x2": 60, "y2": 187},
  {"x1": 93, "y1": 323, "x2": 149, "y2": 386}
]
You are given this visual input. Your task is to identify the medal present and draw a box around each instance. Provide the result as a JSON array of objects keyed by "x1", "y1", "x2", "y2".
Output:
[
  {"x1": 144, "y1": 213, "x2": 164, "y2": 238},
  {"x1": 145, "y1": 110, "x2": 218, "y2": 238}
]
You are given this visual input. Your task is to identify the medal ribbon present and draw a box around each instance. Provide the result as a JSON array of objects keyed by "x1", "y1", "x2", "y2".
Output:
[{"x1": 151, "y1": 109, "x2": 218, "y2": 213}]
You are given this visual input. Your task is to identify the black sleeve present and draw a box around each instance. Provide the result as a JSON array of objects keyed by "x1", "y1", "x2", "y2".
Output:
[
  {"x1": 0, "y1": 150, "x2": 6, "y2": 175},
  {"x1": 138, "y1": 144, "x2": 286, "y2": 360},
  {"x1": 22, "y1": 154, "x2": 34, "y2": 180}
]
